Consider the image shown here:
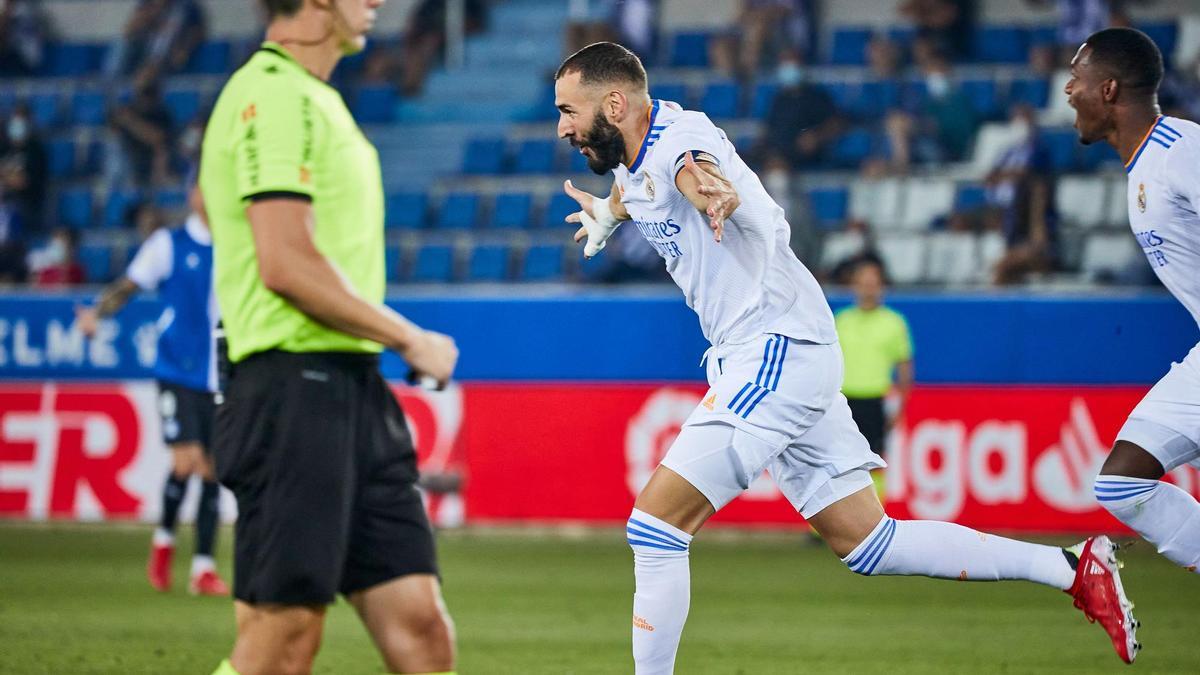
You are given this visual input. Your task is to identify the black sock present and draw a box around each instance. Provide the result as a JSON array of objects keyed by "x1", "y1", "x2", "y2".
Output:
[
  {"x1": 195, "y1": 480, "x2": 220, "y2": 558},
  {"x1": 159, "y1": 474, "x2": 189, "y2": 533}
]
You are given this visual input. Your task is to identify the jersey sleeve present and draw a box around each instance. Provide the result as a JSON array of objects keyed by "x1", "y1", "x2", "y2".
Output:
[
  {"x1": 229, "y1": 82, "x2": 326, "y2": 201},
  {"x1": 1164, "y1": 135, "x2": 1200, "y2": 214},
  {"x1": 125, "y1": 229, "x2": 173, "y2": 291},
  {"x1": 890, "y1": 313, "x2": 914, "y2": 363},
  {"x1": 651, "y1": 115, "x2": 727, "y2": 185}
]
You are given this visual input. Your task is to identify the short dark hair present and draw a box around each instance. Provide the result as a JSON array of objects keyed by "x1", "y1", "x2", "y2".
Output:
[
  {"x1": 555, "y1": 42, "x2": 647, "y2": 89},
  {"x1": 261, "y1": 0, "x2": 303, "y2": 19},
  {"x1": 1083, "y1": 27, "x2": 1164, "y2": 95}
]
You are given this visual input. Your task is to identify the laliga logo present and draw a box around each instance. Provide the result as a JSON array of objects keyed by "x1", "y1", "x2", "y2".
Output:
[{"x1": 1032, "y1": 398, "x2": 1109, "y2": 512}]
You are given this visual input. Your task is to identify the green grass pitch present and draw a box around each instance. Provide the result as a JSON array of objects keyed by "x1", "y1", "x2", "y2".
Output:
[{"x1": 2, "y1": 523, "x2": 1198, "y2": 674}]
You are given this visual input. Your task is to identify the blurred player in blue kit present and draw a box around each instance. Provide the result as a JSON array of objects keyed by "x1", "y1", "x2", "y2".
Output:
[
  {"x1": 77, "y1": 181, "x2": 229, "y2": 596},
  {"x1": 553, "y1": 42, "x2": 1141, "y2": 672}
]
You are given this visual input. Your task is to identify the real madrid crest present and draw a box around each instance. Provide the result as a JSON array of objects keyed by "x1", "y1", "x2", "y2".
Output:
[
  {"x1": 645, "y1": 174, "x2": 655, "y2": 202},
  {"x1": 1137, "y1": 183, "x2": 1147, "y2": 213}
]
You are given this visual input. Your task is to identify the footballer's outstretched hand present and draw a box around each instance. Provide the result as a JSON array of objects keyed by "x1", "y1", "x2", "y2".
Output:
[
  {"x1": 680, "y1": 151, "x2": 739, "y2": 243},
  {"x1": 564, "y1": 180, "x2": 627, "y2": 258}
]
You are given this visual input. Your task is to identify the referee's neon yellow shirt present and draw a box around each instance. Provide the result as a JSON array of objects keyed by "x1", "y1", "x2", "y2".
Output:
[
  {"x1": 200, "y1": 42, "x2": 385, "y2": 363},
  {"x1": 835, "y1": 305, "x2": 913, "y2": 399}
]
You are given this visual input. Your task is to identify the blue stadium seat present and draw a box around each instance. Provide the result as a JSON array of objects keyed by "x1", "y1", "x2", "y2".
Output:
[
  {"x1": 184, "y1": 41, "x2": 231, "y2": 74},
  {"x1": 351, "y1": 86, "x2": 396, "y2": 124},
  {"x1": 77, "y1": 243, "x2": 113, "y2": 283},
  {"x1": 385, "y1": 192, "x2": 427, "y2": 229},
  {"x1": 830, "y1": 28, "x2": 871, "y2": 66},
  {"x1": 651, "y1": 82, "x2": 688, "y2": 106},
  {"x1": 467, "y1": 245, "x2": 510, "y2": 281},
  {"x1": 491, "y1": 192, "x2": 534, "y2": 229},
  {"x1": 960, "y1": 79, "x2": 1001, "y2": 119},
  {"x1": 58, "y1": 189, "x2": 94, "y2": 229},
  {"x1": 1080, "y1": 142, "x2": 1120, "y2": 170},
  {"x1": 1043, "y1": 130, "x2": 1079, "y2": 171},
  {"x1": 385, "y1": 245, "x2": 401, "y2": 282},
  {"x1": 954, "y1": 185, "x2": 987, "y2": 210},
  {"x1": 1010, "y1": 78, "x2": 1050, "y2": 109},
  {"x1": 461, "y1": 137, "x2": 506, "y2": 175},
  {"x1": 155, "y1": 188, "x2": 187, "y2": 210},
  {"x1": 521, "y1": 245, "x2": 564, "y2": 281},
  {"x1": 28, "y1": 93, "x2": 61, "y2": 129},
  {"x1": 104, "y1": 189, "x2": 142, "y2": 228},
  {"x1": 808, "y1": 187, "x2": 848, "y2": 229},
  {"x1": 81, "y1": 141, "x2": 104, "y2": 176},
  {"x1": 669, "y1": 32, "x2": 709, "y2": 67},
  {"x1": 829, "y1": 129, "x2": 874, "y2": 168},
  {"x1": 699, "y1": 81, "x2": 740, "y2": 119},
  {"x1": 513, "y1": 139, "x2": 557, "y2": 174},
  {"x1": 972, "y1": 26, "x2": 1028, "y2": 64},
  {"x1": 857, "y1": 80, "x2": 901, "y2": 119},
  {"x1": 42, "y1": 43, "x2": 103, "y2": 76},
  {"x1": 1028, "y1": 25, "x2": 1058, "y2": 47},
  {"x1": 411, "y1": 245, "x2": 454, "y2": 282},
  {"x1": 70, "y1": 91, "x2": 108, "y2": 127},
  {"x1": 436, "y1": 193, "x2": 480, "y2": 229},
  {"x1": 1140, "y1": 23, "x2": 1177, "y2": 65},
  {"x1": 542, "y1": 193, "x2": 578, "y2": 228},
  {"x1": 163, "y1": 90, "x2": 202, "y2": 127},
  {"x1": 821, "y1": 82, "x2": 858, "y2": 115},
  {"x1": 45, "y1": 140, "x2": 76, "y2": 179},
  {"x1": 749, "y1": 82, "x2": 778, "y2": 119}
]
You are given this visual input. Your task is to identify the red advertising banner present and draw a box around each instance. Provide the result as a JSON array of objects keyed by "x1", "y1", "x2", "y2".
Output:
[{"x1": 3, "y1": 382, "x2": 1198, "y2": 533}]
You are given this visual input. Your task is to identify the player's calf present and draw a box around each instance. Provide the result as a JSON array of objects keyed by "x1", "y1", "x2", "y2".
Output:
[
  {"x1": 627, "y1": 509, "x2": 693, "y2": 675},
  {"x1": 1095, "y1": 475, "x2": 1200, "y2": 572}
]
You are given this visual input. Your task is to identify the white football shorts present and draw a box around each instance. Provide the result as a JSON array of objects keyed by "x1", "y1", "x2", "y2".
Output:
[
  {"x1": 661, "y1": 334, "x2": 885, "y2": 519},
  {"x1": 1116, "y1": 342, "x2": 1200, "y2": 472}
]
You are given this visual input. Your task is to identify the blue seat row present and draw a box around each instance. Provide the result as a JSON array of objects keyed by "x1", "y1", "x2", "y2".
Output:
[
  {"x1": 386, "y1": 190, "x2": 580, "y2": 230},
  {"x1": 15, "y1": 88, "x2": 210, "y2": 129},
  {"x1": 57, "y1": 187, "x2": 190, "y2": 230},
  {"x1": 387, "y1": 243, "x2": 569, "y2": 283}
]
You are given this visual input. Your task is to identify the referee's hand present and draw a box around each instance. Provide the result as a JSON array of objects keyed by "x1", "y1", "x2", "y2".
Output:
[{"x1": 401, "y1": 329, "x2": 458, "y2": 388}]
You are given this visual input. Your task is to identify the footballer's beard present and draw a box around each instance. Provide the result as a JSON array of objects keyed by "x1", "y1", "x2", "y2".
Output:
[{"x1": 578, "y1": 112, "x2": 627, "y2": 175}]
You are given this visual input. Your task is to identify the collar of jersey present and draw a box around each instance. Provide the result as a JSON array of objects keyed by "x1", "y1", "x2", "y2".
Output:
[
  {"x1": 627, "y1": 99, "x2": 662, "y2": 174},
  {"x1": 184, "y1": 213, "x2": 211, "y2": 245},
  {"x1": 258, "y1": 41, "x2": 331, "y2": 88},
  {"x1": 1124, "y1": 115, "x2": 1163, "y2": 174}
]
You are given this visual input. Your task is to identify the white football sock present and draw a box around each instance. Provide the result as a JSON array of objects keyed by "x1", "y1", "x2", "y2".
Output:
[
  {"x1": 152, "y1": 527, "x2": 175, "y2": 547},
  {"x1": 1096, "y1": 475, "x2": 1200, "y2": 573},
  {"x1": 627, "y1": 508, "x2": 693, "y2": 675},
  {"x1": 842, "y1": 516, "x2": 1076, "y2": 590},
  {"x1": 191, "y1": 554, "x2": 215, "y2": 576}
]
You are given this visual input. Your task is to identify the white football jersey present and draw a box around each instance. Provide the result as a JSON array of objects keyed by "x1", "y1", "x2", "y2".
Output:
[
  {"x1": 1126, "y1": 115, "x2": 1200, "y2": 330},
  {"x1": 612, "y1": 100, "x2": 837, "y2": 348}
]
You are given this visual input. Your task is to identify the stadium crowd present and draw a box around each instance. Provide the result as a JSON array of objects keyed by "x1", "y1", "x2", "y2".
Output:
[{"x1": 1, "y1": 0, "x2": 1197, "y2": 288}]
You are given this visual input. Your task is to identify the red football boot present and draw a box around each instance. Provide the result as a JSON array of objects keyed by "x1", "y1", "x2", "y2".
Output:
[
  {"x1": 189, "y1": 569, "x2": 230, "y2": 596},
  {"x1": 147, "y1": 543, "x2": 173, "y2": 592},
  {"x1": 1066, "y1": 535, "x2": 1141, "y2": 664}
]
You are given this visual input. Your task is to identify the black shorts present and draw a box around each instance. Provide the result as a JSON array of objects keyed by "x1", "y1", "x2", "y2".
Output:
[
  {"x1": 212, "y1": 350, "x2": 437, "y2": 605},
  {"x1": 846, "y1": 396, "x2": 886, "y2": 456},
  {"x1": 157, "y1": 380, "x2": 215, "y2": 449}
]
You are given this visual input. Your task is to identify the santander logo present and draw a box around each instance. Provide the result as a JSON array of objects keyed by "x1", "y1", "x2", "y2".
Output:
[{"x1": 1033, "y1": 398, "x2": 1110, "y2": 512}]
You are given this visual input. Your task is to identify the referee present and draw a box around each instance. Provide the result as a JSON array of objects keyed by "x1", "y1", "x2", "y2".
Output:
[
  {"x1": 834, "y1": 259, "x2": 914, "y2": 458},
  {"x1": 200, "y1": 1, "x2": 458, "y2": 674}
]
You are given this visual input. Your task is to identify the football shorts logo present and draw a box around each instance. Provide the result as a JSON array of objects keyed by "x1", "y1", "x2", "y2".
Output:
[
  {"x1": 633, "y1": 615, "x2": 655, "y2": 631},
  {"x1": 645, "y1": 174, "x2": 655, "y2": 202},
  {"x1": 1137, "y1": 183, "x2": 1146, "y2": 213},
  {"x1": 702, "y1": 393, "x2": 716, "y2": 411}
]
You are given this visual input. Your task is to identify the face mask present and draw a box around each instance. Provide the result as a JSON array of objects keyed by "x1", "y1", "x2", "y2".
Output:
[
  {"x1": 44, "y1": 239, "x2": 66, "y2": 266},
  {"x1": 926, "y1": 73, "x2": 950, "y2": 98},
  {"x1": 7, "y1": 116, "x2": 29, "y2": 143},
  {"x1": 777, "y1": 63, "x2": 804, "y2": 88}
]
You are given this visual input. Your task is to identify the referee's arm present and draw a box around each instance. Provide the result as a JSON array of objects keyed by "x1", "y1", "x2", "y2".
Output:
[{"x1": 246, "y1": 197, "x2": 457, "y2": 383}]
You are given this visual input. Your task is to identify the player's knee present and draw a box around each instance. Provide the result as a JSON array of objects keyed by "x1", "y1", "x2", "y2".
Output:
[
  {"x1": 1094, "y1": 474, "x2": 1160, "y2": 511},
  {"x1": 626, "y1": 510, "x2": 692, "y2": 557},
  {"x1": 379, "y1": 603, "x2": 455, "y2": 672},
  {"x1": 1100, "y1": 441, "x2": 1166, "y2": 480}
]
